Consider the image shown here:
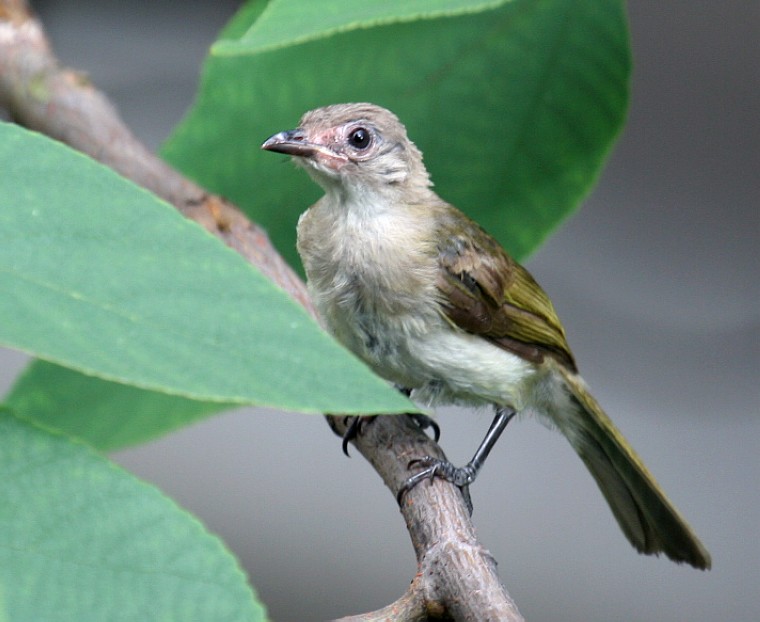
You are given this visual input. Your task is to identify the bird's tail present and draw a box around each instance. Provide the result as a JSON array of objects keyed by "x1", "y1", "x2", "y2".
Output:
[{"x1": 548, "y1": 362, "x2": 711, "y2": 569}]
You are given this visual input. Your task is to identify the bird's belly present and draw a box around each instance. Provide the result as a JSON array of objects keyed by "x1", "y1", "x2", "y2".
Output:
[
  {"x1": 404, "y1": 328, "x2": 537, "y2": 409},
  {"x1": 318, "y1": 293, "x2": 536, "y2": 410},
  {"x1": 319, "y1": 297, "x2": 432, "y2": 387}
]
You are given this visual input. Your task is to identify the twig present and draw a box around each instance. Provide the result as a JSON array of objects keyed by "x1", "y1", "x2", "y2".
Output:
[
  {"x1": 0, "y1": 2, "x2": 523, "y2": 619},
  {"x1": 332, "y1": 576, "x2": 428, "y2": 622}
]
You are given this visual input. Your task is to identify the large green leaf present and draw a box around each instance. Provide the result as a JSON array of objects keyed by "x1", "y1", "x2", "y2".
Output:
[
  {"x1": 0, "y1": 408, "x2": 266, "y2": 621},
  {"x1": 164, "y1": 0, "x2": 630, "y2": 269},
  {"x1": 4, "y1": 360, "x2": 226, "y2": 451},
  {"x1": 214, "y1": 0, "x2": 513, "y2": 55},
  {"x1": 0, "y1": 122, "x2": 413, "y2": 416}
]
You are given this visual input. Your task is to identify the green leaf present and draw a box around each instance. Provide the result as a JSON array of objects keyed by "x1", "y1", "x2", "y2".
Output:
[
  {"x1": 163, "y1": 0, "x2": 630, "y2": 268},
  {"x1": 213, "y1": 0, "x2": 511, "y2": 55},
  {"x1": 4, "y1": 360, "x2": 227, "y2": 451},
  {"x1": 0, "y1": 122, "x2": 413, "y2": 416},
  {"x1": 0, "y1": 409, "x2": 267, "y2": 621}
]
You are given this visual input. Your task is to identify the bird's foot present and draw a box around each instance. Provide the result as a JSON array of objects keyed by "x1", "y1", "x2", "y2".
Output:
[
  {"x1": 341, "y1": 413, "x2": 439, "y2": 457},
  {"x1": 341, "y1": 415, "x2": 376, "y2": 457},
  {"x1": 397, "y1": 456, "x2": 476, "y2": 514},
  {"x1": 394, "y1": 385, "x2": 441, "y2": 441},
  {"x1": 396, "y1": 407, "x2": 515, "y2": 515},
  {"x1": 342, "y1": 385, "x2": 440, "y2": 457},
  {"x1": 407, "y1": 413, "x2": 441, "y2": 442}
]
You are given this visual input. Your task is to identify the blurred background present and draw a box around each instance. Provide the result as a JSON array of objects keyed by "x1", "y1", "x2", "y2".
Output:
[{"x1": 1, "y1": 1, "x2": 757, "y2": 620}]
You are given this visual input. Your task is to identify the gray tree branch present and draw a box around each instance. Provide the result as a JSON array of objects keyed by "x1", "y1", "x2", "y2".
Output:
[{"x1": 0, "y1": 2, "x2": 523, "y2": 619}]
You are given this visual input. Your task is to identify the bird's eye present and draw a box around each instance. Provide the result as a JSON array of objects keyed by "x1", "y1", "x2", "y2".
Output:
[{"x1": 347, "y1": 127, "x2": 371, "y2": 150}]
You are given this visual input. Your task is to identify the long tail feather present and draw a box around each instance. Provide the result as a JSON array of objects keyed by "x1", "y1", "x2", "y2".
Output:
[{"x1": 550, "y1": 363, "x2": 711, "y2": 569}]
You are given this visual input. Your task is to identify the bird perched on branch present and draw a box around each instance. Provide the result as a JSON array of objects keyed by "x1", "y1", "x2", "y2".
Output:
[{"x1": 262, "y1": 103, "x2": 711, "y2": 569}]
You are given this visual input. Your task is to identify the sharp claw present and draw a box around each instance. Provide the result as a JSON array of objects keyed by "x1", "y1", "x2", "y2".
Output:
[
  {"x1": 341, "y1": 416, "x2": 366, "y2": 457},
  {"x1": 397, "y1": 467, "x2": 436, "y2": 504},
  {"x1": 341, "y1": 415, "x2": 380, "y2": 456},
  {"x1": 427, "y1": 419, "x2": 441, "y2": 442},
  {"x1": 407, "y1": 413, "x2": 441, "y2": 442},
  {"x1": 407, "y1": 457, "x2": 428, "y2": 470},
  {"x1": 460, "y1": 485, "x2": 474, "y2": 515},
  {"x1": 341, "y1": 417, "x2": 357, "y2": 457}
]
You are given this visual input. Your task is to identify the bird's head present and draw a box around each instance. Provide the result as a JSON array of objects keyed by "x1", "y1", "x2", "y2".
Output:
[{"x1": 262, "y1": 103, "x2": 432, "y2": 199}]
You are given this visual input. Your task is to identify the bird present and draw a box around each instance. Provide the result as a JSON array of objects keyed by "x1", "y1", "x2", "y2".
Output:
[{"x1": 261, "y1": 102, "x2": 711, "y2": 569}]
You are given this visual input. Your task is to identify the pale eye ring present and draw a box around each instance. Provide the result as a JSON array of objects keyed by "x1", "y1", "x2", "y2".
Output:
[{"x1": 347, "y1": 127, "x2": 371, "y2": 150}]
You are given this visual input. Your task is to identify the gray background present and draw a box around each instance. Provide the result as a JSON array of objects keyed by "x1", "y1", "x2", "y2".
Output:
[{"x1": 1, "y1": 1, "x2": 757, "y2": 620}]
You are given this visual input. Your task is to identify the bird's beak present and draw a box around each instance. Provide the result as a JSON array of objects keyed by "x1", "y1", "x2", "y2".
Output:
[{"x1": 261, "y1": 129, "x2": 317, "y2": 157}]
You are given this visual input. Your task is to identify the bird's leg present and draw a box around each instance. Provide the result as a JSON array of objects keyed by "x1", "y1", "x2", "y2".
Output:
[{"x1": 397, "y1": 407, "x2": 516, "y2": 513}]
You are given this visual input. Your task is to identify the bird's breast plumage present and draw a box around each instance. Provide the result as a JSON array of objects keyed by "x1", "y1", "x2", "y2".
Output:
[{"x1": 297, "y1": 195, "x2": 443, "y2": 386}]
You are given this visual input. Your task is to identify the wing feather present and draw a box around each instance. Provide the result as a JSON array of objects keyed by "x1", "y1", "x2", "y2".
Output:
[{"x1": 433, "y1": 205, "x2": 576, "y2": 371}]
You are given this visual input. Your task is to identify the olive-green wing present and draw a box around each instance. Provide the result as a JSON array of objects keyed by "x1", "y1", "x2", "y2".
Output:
[{"x1": 434, "y1": 207, "x2": 576, "y2": 371}]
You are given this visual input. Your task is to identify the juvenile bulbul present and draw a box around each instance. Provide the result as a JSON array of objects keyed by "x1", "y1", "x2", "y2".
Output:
[{"x1": 262, "y1": 103, "x2": 711, "y2": 569}]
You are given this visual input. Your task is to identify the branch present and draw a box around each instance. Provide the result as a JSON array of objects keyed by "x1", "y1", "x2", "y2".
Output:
[{"x1": 0, "y1": 3, "x2": 523, "y2": 620}]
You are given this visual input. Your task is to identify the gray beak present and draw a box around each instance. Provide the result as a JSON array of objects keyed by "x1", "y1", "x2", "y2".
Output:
[{"x1": 261, "y1": 129, "x2": 316, "y2": 157}]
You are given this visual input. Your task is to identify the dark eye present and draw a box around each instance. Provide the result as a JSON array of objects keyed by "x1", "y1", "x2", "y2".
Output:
[{"x1": 347, "y1": 127, "x2": 371, "y2": 150}]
